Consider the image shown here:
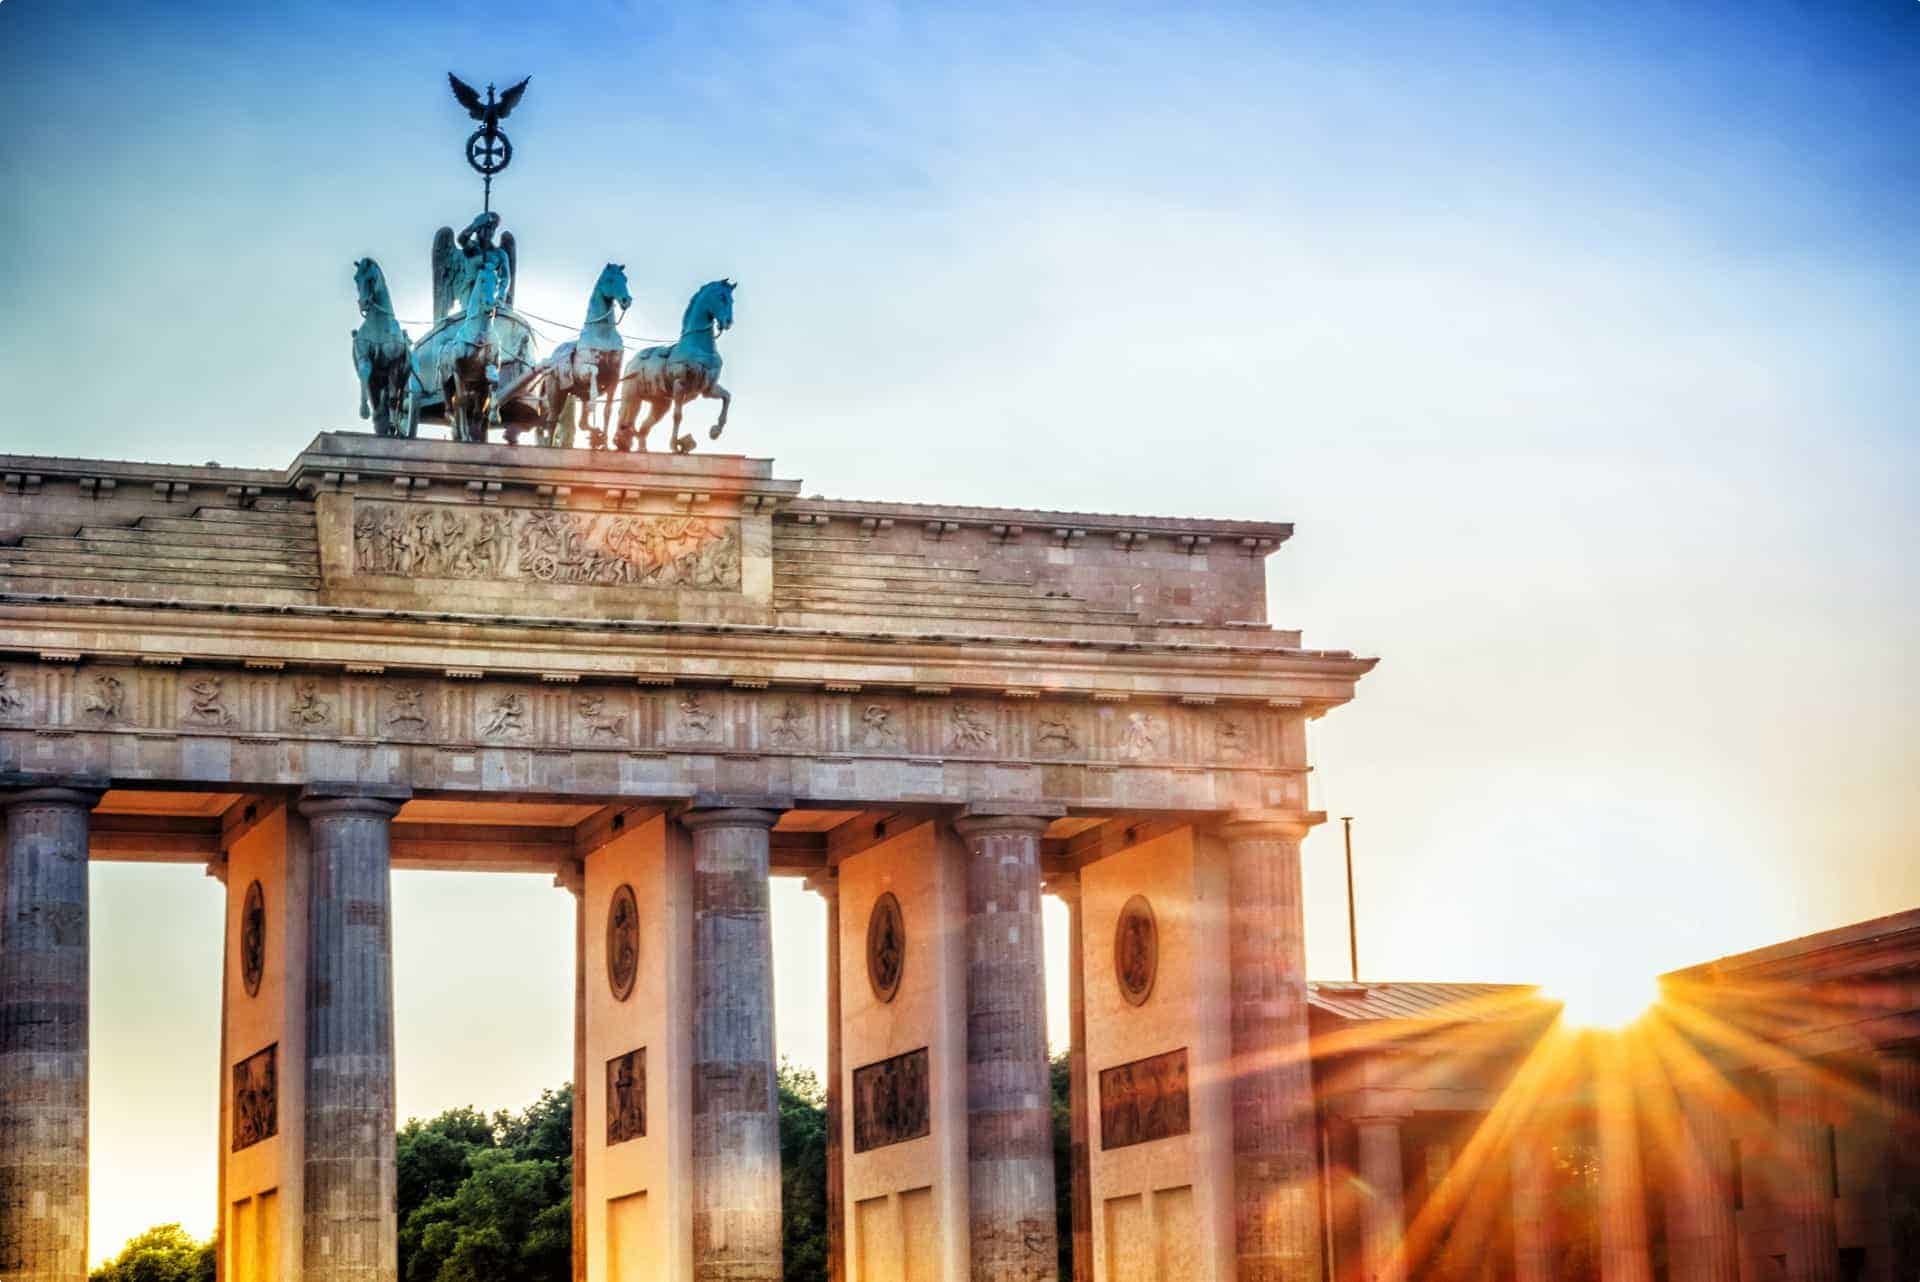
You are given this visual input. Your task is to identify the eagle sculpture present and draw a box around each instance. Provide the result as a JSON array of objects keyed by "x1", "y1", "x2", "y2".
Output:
[{"x1": 448, "y1": 74, "x2": 530, "y2": 133}]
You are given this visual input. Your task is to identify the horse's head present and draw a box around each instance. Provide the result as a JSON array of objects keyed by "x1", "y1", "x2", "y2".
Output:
[
  {"x1": 598, "y1": 263, "x2": 633, "y2": 315},
  {"x1": 353, "y1": 258, "x2": 391, "y2": 317},
  {"x1": 685, "y1": 278, "x2": 736, "y2": 336}
]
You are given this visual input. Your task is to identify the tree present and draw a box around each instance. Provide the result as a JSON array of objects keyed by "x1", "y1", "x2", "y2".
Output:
[
  {"x1": 779, "y1": 1059, "x2": 830, "y2": 1282},
  {"x1": 1051, "y1": 1051, "x2": 1074, "y2": 1280},
  {"x1": 90, "y1": 1224, "x2": 214, "y2": 1282}
]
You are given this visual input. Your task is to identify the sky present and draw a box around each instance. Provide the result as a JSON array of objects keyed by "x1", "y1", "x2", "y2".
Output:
[{"x1": 2, "y1": 0, "x2": 1917, "y2": 1262}]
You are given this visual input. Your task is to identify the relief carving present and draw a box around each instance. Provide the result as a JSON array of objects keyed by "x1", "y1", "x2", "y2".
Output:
[
  {"x1": 232, "y1": 1044, "x2": 278, "y2": 1152},
  {"x1": 240, "y1": 880, "x2": 266, "y2": 998},
  {"x1": 83, "y1": 675, "x2": 125, "y2": 722},
  {"x1": 575, "y1": 693, "x2": 626, "y2": 741},
  {"x1": 1099, "y1": 1047, "x2": 1189, "y2": 1150},
  {"x1": 607, "y1": 1048, "x2": 646, "y2": 1144},
  {"x1": 606, "y1": 883, "x2": 639, "y2": 1001},
  {"x1": 479, "y1": 691, "x2": 527, "y2": 738},
  {"x1": 353, "y1": 501, "x2": 741, "y2": 590},
  {"x1": 185, "y1": 676, "x2": 237, "y2": 728},
  {"x1": 949, "y1": 702, "x2": 994, "y2": 751},
  {"x1": 852, "y1": 1047, "x2": 930, "y2": 1153},
  {"x1": 1216, "y1": 716, "x2": 1249, "y2": 761},
  {"x1": 385, "y1": 684, "x2": 430, "y2": 733},
  {"x1": 1035, "y1": 714, "x2": 1077, "y2": 753},
  {"x1": 1114, "y1": 895, "x2": 1157, "y2": 1006},
  {"x1": 0, "y1": 669, "x2": 26, "y2": 717},
  {"x1": 859, "y1": 704, "x2": 899, "y2": 748},
  {"x1": 677, "y1": 690, "x2": 718, "y2": 739},
  {"x1": 286, "y1": 680, "x2": 332, "y2": 727},
  {"x1": 866, "y1": 891, "x2": 906, "y2": 1003},
  {"x1": 769, "y1": 699, "x2": 810, "y2": 747},
  {"x1": 1119, "y1": 711, "x2": 1158, "y2": 760}
]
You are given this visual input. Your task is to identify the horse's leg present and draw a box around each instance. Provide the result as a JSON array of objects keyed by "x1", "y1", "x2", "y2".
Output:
[
  {"x1": 613, "y1": 377, "x2": 641, "y2": 452},
  {"x1": 629, "y1": 397, "x2": 668, "y2": 452},
  {"x1": 705, "y1": 381, "x2": 731, "y2": 441}
]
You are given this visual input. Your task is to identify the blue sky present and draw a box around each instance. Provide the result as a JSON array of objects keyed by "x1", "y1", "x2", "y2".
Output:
[{"x1": 3, "y1": 0, "x2": 1917, "y2": 1258}]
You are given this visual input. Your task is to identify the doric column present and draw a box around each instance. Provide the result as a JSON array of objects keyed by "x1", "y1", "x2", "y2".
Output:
[
  {"x1": 1353, "y1": 1117, "x2": 1407, "y2": 1282},
  {"x1": 1217, "y1": 812, "x2": 1323, "y2": 1282},
  {"x1": 1595, "y1": 1040, "x2": 1653, "y2": 1282},
  {"x1": 554, "y1": 860, "x2": 587, "y2": 1282},
  {"x1": 1883, "y1": 1052, "x2": 1920, "y2": 1282},
  {"x1": 1773, "y1": 1067, "x2": 1839, "y2": 1282},
  {"x1": 807, "y1": 870, "x2": 847, "y2": 1282},
  {"x1": 298, "y1": 783, "x2": 408, "y2": 1282},
  {"x1": 1664, "y1": 1084, "x2": 1738, "y2": 1282},
  {"x1": 954, "y1": 801, "x2": 1063, "y2": 1282},
  {"x1": 683, "y1": 799, "x2": 788, "y2": 1282},
  {"x1": 0, "y1": 780, "x2": 103, "y2": 1282},
  {"x1": 1047, "y1": 872, "x2": 1093, "y2": 1282},
  {"x1": 1509, "y1": 1123, "x2": 1555, "y2": 1282}
]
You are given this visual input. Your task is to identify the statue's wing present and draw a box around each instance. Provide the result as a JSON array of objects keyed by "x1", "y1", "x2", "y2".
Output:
[
  {"x1": 448, "y1": 73, "x2": 485, "y2": 120},
  {"x1": 496, "y1": 76, "x2": 531, "y2": 119},
  {"x1": 500, "y1": 231, "x2": 517, "y2": 308},
  {"x1": 431, "y1": 226, "x2": 457, "y2": 321}
]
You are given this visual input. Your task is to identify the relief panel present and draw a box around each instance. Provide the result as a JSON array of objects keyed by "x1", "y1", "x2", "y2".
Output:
[
  {"x1": 852, "y1": 1047, "x2": 931, "y2": 1153},
  {"x1": 232, "y1": 1043, "x2": 278, "y2": 1152},
  {"x1": 352, "y1": 502, "x2": 741, "y2": 590},
  {"x1": 1099, "y1": 1048, "x2": 1189, "y2": 1150},
  {"x1": 606, "y1": 1047, "x2": 646, "y2": 1145}
]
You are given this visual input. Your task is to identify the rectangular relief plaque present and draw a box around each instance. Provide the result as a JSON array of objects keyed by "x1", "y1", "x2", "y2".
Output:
[
  {"x1": 852, "y1": 1047, "x2": 931, "y2": 1153},
  {"x1": 1099, "y1": 1047, "x2": 1190, "y2": 1150},
  {"x1": 232, "y1": 1043, "x2": 278, "y2": 1152},
  {"x1": 607, "y1": 1048, "x2": 646, "y2": 1145},
  {"x1": 352, "y1": 502, "x2": 741, "y2": 590}
]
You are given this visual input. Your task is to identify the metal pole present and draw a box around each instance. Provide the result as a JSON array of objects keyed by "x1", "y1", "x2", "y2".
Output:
[{"x1": 1341, "y1": 815, "x2": 1358, "y2": 982}]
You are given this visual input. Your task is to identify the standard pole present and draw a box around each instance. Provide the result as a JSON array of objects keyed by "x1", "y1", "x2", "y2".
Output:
[{"x1": 1341, "y1": 815, "x2": 1358, "y2": 982}]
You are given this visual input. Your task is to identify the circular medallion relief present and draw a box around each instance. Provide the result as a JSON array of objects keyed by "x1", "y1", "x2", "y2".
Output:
[
  {"x1": 607, "y1": 884, "x2": 639, "y2": 1002},
  {"x1": 1114, "y1": 895, "x2": 1158, "y2": 1007},
  {"x1": 240, "y1": 880, "x2": 266, "y2": 998},
  {"x1": 866, "y1": 891, "x2": 906, "y2": 1004}
]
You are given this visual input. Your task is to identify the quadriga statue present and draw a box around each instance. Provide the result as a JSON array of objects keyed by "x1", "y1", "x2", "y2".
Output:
[
  {"x1": 522, "y1": 263, "x2": 631, "y2": 450},
  {"x1": 350, "y1": 259, "x2": 412, "y2": 437},
  {"x1": 611, "y1": 278, "x2": 736, "y2": 454}
]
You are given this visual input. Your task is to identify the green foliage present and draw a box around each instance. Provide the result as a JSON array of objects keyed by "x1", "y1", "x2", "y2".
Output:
[
  {"x1": 779, "y1": 1059, "x2": 831, "y2": 1282},
  {"x1": 1051, "y1": 1051, "x2": 1074, "y2": 1280},
  {"x1": 90, "y1": 1224, "x2": 214, "y2": 1282},
  {"x1": 398, "y1": 1083, "x2": 573, "y2": 1282}
]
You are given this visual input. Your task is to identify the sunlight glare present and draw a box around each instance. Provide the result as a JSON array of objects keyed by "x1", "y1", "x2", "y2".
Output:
[{"x1": 1547, "y1": 967, "x2": 1658, "y2": 1029}]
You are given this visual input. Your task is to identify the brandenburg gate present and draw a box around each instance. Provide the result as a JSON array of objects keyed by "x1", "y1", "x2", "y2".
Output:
[{"x1": 0, "y1": 432, "x2": 1373, "y2": 1281}]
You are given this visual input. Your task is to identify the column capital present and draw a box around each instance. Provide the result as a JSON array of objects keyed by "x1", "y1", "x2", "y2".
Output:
[
  {"x1": 0, "y1": 772, "x2": 107, "y2": 811},
  {"x1": 802, "y1": 867, "x2": 839, "y2": 900},
  {"x1": 552, "y1": 859, "x2": 584, "y2": 898},
  {"x1": 1043, "y1": 869, "x2": 1082, "y2": 902},
  {"x1": 298, "y1": 781, "x2": 409, "y2": 820},
  {"x1": 682, "y1": 795, "x2": 791, "y2": 831},
  {"x1": 954, "y1": 799, "x2": 1063, "y2": 839},
  {"x1": 1212, "y1": 808, "x2": 1323, "y2": 841}
]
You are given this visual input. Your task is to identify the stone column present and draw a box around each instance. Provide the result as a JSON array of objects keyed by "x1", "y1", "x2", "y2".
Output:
[
  {"x1": 1595, "y1": 1041, "x2": 1653, "y2": 1282},
  {"x1": 1353, "y1": 1117, "x2": 1407, "y2": 1282},
  {"x1": 1218, "y1": 813, "x2": 1323, "y2": 1282},
  {"x1": 555, "y1": 861, "x2": 587, "y2": 1282},
  {"x1": 954, "y1": 802, "x2": 1063, "y2": 1282},
  {"x1": 0, "y1": 781, "x2": 102, "y2": 1282},
  {"x1": 298, "y1": 783, "x2": 408, "y2": 1282},
  {"x1": 1051, "y1": 874, "x2": 1093, "y2": 1282},
  {"x1": 683, "y1": 800, "x2": 787, "y2": 1282},
  {"x1": 1773, "y1": 1067, "x2": 1839, "y2": 1282},
  {"x1": 1883, "y1": 1052, "x2": 1920, "y2": 1282},
  {"x1": 808, "y1": 871, "x2": 847, "y2": 1282},
  {"x1": 1664, "y1": 1085, "x2": 1738, "y2": 1282},
  {"x1": 1509, "y1": 1124, "x2": 1555, "y2": 1282}
]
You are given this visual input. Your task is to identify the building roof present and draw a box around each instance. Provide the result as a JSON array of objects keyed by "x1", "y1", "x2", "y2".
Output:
[
  {"x1": 1660, "y1": 905, "x2": 1920, "y2": 985},
  {"x1": 1306, "y1": 981, "x2": 1550, "y2": 1024}
]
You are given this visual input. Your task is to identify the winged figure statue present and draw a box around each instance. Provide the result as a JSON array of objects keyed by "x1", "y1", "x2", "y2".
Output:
[{"x1": 431, "y1": 211, "x2": 517, "y2": 322}]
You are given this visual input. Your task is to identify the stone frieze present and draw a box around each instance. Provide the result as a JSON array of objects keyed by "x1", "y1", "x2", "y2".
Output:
[{"x1": 351, "y1": 501, "x2": 741, "y2": 590}]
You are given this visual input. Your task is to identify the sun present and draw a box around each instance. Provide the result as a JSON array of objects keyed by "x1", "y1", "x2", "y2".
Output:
[{"x1": 1547, "y1": 967, "x2": 1659, "y2": 1030}]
